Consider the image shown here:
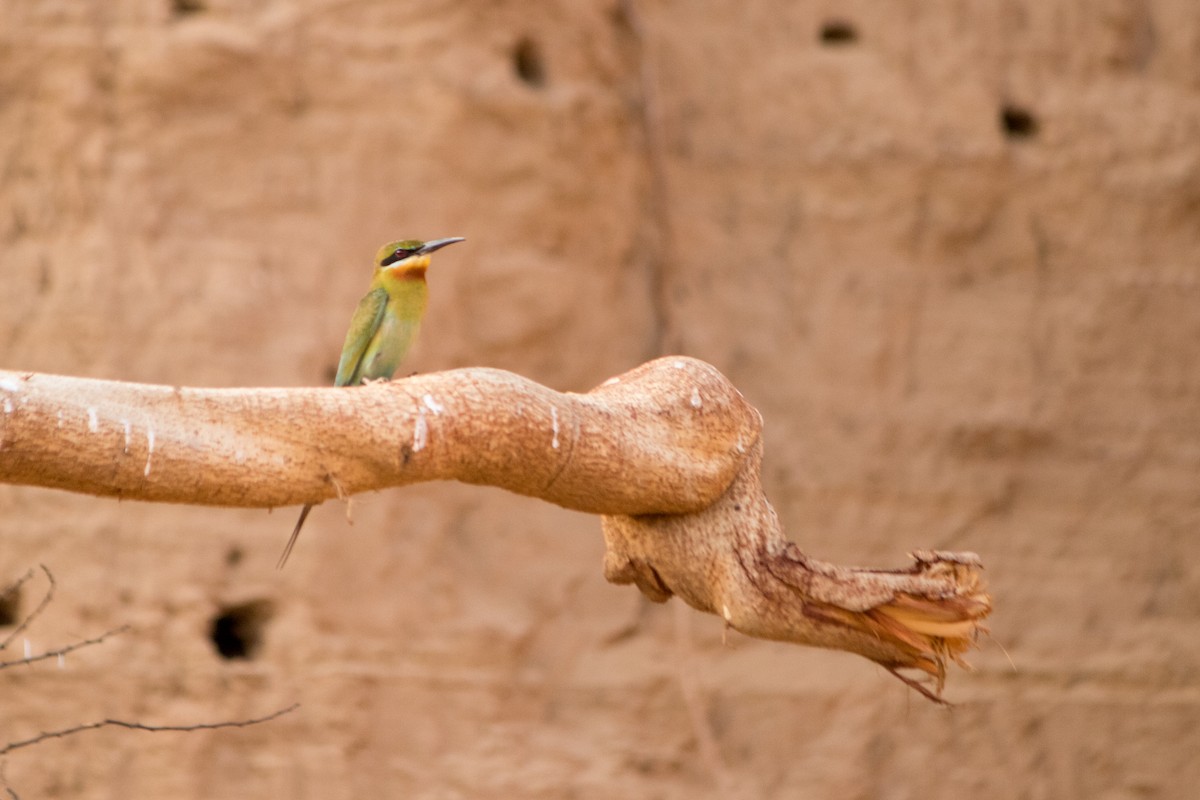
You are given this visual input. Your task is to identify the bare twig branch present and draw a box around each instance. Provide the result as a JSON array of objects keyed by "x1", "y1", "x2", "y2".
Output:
[
  {"x1": 0, "y1": 566, "x2": 55, "y2": 653},
  {"x1": 0, "y1": 358, "x2": 992, "y2": 699},
  {"x1": 0, "y1": 626, "x2": 131, "y2": 671},
  {"x1": 0, "y1": 360, "x2": 753, "y2": 514},
  {"x1": 601, "y1": 439, "x2": 992, "y2": 698},
  {"x1": 0, "y1": 704, "x2": 300, "y2": 756},
  {"x1": 0, "y1": 569, "x2": 34, "y2": 606},
  {"x1": 0, "y1": 760, "x2": 18, "y2": 800}
]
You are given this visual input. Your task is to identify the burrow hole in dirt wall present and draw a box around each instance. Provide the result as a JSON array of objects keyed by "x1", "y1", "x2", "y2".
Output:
[
  {"x1": 1000, "y1": 103, "x2": 1039, "y2": 139},
  {"x1": 513, "y1": 36, "x2": 547, "y2": 88},
  {"x1": 210, "y1": 599, "x2": 274, "y2": 660},
  {"x1": 0, "y1": 584, "x2": 19, "y2": 626},
  {"x1": 819, "y1": 19, "x2": 859, "y2": 46}
]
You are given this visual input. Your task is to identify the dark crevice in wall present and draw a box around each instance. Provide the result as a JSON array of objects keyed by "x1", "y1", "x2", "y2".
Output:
[{"x1": 614, "y1": 0, "x2": 676, "y2": 358}]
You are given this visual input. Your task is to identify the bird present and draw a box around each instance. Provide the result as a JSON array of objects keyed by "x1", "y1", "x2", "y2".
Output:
[{"x1": 276, "y1": 236, "x2": 465, "y2": 568}]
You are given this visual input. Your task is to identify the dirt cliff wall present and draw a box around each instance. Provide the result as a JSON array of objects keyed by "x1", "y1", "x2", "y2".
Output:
[{"x1": 2, "y1": 1, "x2": 1198, "y2": 797}]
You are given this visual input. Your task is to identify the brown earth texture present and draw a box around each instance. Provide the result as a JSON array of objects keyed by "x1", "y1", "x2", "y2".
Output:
[{"x1": 2, "y1": 1, "x2": 1200, "y2": 797}]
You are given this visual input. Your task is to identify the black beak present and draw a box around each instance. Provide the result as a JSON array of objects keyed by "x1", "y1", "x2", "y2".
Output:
[{"x1": 418, "y1": 237, "x2": 466, "y2": 255}]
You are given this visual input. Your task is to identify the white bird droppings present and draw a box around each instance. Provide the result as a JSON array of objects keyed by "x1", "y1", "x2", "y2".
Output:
[
  {"x1": 413, "y1": 409, "x2": 428, "y2": 452},
  {"x1": 551, "y1": 406, "x2": 560, "y2": 450},
  {"x1": 0, "y1": 377, "x2": 20, "y2": 393},
  {"x1": 422, "y1": 394, "x2": 444, "y2": 415},
  {"x1": 690, "y1": 388, "x2": 702, "y2": 409},
  {"x1": 56, "y1": 411, "x2": 63, "y2": 428},
  {"x1": 602, "y1": 376, "x2": 621, "y2": 386},
  {"x1": 672, "y1": 360, "x2": 685, "y2": 369},
  {"x1": 121, "y1": 420, "x2": 131, "y2": 454},
  {"x1": 87, "y1": 407, "x2": 99, "y2": 433},
  {"x1": 722, "y1": 604, "x2": 732, "y2": 622},
  {"x1": 2, "y1": 398, "x2": 11, "y2": 415},
  {"x1": 144, "y1": 429, "x2": 155, "y2": 477}
]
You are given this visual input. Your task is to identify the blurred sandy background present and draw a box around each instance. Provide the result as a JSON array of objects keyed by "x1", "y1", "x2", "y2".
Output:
[{"x1": 2, "y1": 1, "x2": 1198, "y2": 797}]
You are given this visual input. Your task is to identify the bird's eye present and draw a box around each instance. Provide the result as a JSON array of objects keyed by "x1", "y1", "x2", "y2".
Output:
[{"x1": 381, "y1": 248, "x2": 417, "y2": 267}]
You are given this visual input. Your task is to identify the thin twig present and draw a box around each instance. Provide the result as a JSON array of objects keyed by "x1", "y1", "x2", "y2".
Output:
[
  {"x1": 0, "y1": 760, "x2": 18, "y2": 799},
  {"x1": 0, "y1": 704, "x2": 300, "y2": 756},
  {"x1": 0, "y1": 569, "x2": 34, "y2": 607},
  {"x1": 0, "y1": 566, "x2": 55, "y2": 653},
  {"x1": 0, "y1": 626, "x2": 132, "y2": 671},
  {"x1": 885, "y1": 667, "x2": 951, "y2": 707}
]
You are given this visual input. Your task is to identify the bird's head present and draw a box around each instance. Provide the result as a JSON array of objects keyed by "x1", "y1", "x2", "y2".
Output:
[{"x1": 374, "y1": 237, "x2": 465, "y2": 280}]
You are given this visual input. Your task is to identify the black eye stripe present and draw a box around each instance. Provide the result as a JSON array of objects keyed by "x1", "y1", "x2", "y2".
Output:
[{"x1": 381, "y1": 248, "x2": 418, "y2": 267}]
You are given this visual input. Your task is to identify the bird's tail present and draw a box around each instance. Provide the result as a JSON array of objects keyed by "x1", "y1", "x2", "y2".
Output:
[{"x1": 276, "y1": 504, "x2": 313, "y2": 569}]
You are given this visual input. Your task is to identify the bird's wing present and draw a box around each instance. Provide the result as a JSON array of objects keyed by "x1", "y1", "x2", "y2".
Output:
[{"x1": 334, "y1": 286, "x2": 389, "y2": 387}]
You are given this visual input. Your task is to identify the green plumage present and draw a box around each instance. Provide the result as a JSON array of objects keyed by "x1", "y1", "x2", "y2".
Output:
[
  {"x1": 277, "y1": 236, "x2": 464, "y2": 568},
  {"x1": 335, "y1": 281, "x2": 424, "y2": 387}
]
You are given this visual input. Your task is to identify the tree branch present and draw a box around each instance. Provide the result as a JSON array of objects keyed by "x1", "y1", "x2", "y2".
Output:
[
  {"x1": 0, "y1": 358, "x2": 752, "y2": 514},
  {"x1": 0, "y1": 566, "x2": 55, "y2": 654},
  {"x1": 0, "y1": 357, "x2": 991, "y2": 699},
  {"x1": 0, "y1": 625, "x2": 131, "y2": 671},
  {"x1": 0, "y1": 762, "x2": 17, "y2": 800},
  {"x1": 0, "y1": 704, "x2": 300, "y2": 756}
]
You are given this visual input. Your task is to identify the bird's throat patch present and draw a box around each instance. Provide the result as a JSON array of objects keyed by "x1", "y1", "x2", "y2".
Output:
[{"x1": 386, "y1": 255, "x2": 430, "y2": 280}]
